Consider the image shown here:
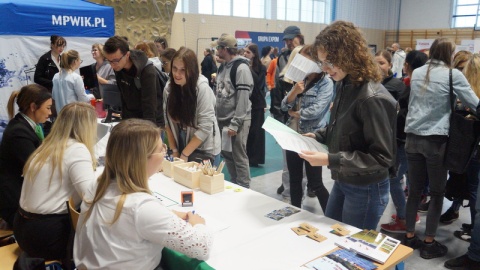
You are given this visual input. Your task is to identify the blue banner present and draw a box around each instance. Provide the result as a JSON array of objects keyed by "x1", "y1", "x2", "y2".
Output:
[
  {"x1": 235, "y1": 30, "x2": 285, "y2": 53},
  {"x1": 0, "y1": 0, "x2": 114, "y2": 37}
]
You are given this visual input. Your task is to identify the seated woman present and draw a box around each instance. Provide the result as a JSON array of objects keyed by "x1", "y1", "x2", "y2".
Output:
[
  {"x1": 74, "y1": 119, "x2": 213, "y2": 269},
  {"x1": 164, "y1": 47, "x2": 221, "y2": 165},
  {"x1": 13, "y1": 102, "x2": 97, "y2": 264},
  {"x1": 52, "y1": 50, "x2": 92, "y2": 113},
  {"x1": 0, "y1": 84, "x2": 52, "y2": 228}
]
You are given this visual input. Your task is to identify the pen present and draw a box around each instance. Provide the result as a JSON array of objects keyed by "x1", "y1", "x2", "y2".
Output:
[{"x1": 186, "y1": 210, "x2": 195, "y2": 223}]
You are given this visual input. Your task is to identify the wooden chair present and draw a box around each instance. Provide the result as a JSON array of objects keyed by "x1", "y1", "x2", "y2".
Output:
[
  {"x1": 66, "y1": 197, "x2": 79, "y2": 231},
  {"x1": 0, "y1": 242, "x2": 21, "y2": 270}
]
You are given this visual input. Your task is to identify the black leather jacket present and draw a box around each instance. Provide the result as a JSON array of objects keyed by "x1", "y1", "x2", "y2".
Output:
[
  {"x1": 314, "y1": 76, "x2": 397, "y2": 185},
  {"x1": 34, "y1": 51, "x2": 59, "y2": 91}
]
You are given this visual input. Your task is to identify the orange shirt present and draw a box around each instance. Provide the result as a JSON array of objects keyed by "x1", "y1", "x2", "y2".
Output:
[{"x1": 266, "y1": 58, "x2": 277, "y2": 90}]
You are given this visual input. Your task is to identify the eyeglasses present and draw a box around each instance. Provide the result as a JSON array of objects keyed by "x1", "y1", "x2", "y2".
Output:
[
  {"x1": 318, "y1": 59, "x2": 334, "y2": 70},
  {"x1": 216, "y1": 45, "x2": 224, "y2": 50},
  {"x1": 108, "y1": 53, "x2": 127, "y2": 64},
  {"x1": 91, "y1": 49, "x2": 98, "y2": 53},
  {"x1": 161, "y1": 61, "x2": 169, "y2": 67},
  {"x1": 150, "y1": 143, "x2": 167, "y2": 157},
  {"x1": 78, "y1": 59, "x2": 83, "y2": 64}
]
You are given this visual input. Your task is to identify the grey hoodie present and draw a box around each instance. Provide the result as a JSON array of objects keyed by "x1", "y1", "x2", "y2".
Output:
[{"x1": 215, "y1": 56, "x2": 253, "y2": 131}]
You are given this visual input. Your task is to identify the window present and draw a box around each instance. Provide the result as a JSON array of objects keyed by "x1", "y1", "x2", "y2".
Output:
[
  {"x1": 452, "y1": 0, "x2": 480, "y2": 28},
  {"x1": 175, "y1": 0, "x2": 332, "y2": 23},
  {"x1": 198, "y1": 0, "x2": 213, "y2": 14},
  {"x1": 232, "y1": 0, "x2": 248, "y2": 17}
]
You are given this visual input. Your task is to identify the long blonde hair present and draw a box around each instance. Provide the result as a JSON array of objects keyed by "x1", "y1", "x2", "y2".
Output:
[
  {"x1": 463, "y1": 53, "x2": 480, "y2": 98},
  {"x1": 23, "y1": 102, "x2": 97, "y2": 184},
  {"x1": 83, "y1": 119, "x2": 160, "y2": 225}
]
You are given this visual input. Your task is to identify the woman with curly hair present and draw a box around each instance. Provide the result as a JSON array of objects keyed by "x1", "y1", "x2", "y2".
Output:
[{"x1": 300, "y1": 20, "x2": 397, "y2": 230}]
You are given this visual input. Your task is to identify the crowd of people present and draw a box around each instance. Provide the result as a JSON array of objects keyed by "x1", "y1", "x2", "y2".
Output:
[{"x1": 0, "y1": 19, "x2": 480, "y2": 269}]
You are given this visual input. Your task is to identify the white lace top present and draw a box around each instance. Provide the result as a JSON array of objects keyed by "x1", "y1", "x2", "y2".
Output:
[{"x1": 74, "y1": 182, "x2": 213, "y2": 270}]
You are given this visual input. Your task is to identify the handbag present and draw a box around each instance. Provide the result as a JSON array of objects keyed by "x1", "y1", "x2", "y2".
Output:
[
  {"x1": 444, "y1": 171, "x2": 470, "y2": 204},
  {"x1": 443, "y1": 69, "x2": 480, "y2": 174}
]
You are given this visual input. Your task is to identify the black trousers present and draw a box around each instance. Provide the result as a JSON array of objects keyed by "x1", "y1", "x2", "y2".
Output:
[
  {"x1": 13, "y1": 208, "x2": 71, "y2": 261},
  {"x1": 286, "y1": 150, "x2": 329, "y2": 212},
  {"x1": 246, "y1": 108, "x2": 266, "y2": 165}
]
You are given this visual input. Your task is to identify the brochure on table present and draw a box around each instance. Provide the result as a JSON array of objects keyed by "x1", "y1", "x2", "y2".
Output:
[{"x1": 335, "y1": 229, "x2": 401, "y2": 264}]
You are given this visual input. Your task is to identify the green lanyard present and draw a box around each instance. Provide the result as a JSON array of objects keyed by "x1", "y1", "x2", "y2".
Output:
[{"x1": 35, "y1": 124, "x2": 44, "y2": 141}]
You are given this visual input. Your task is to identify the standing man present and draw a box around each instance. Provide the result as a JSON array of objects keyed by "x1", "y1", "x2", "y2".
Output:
[
  {"x1": 215, "y1": 34, "x2": 253, "y2": 188},
  {"x1": 391, "y1": 43, "x2": 406, "y2": 78},
  {"x1": 103, "y1": 36, "x2": 163, "y2": 127}
]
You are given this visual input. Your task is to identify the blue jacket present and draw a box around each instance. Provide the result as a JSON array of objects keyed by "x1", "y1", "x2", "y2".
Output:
[
  {"x1": 281, "y1": 75, "x2": 334, "y2": 133},
  {"x1": 405, "y1": 60, "x2": 479, "y2": 136}
]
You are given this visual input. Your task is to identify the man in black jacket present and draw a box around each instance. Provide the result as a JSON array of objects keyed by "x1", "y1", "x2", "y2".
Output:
[{"x1": 103, "y1": 36, "x2": 162, "y2": 127}]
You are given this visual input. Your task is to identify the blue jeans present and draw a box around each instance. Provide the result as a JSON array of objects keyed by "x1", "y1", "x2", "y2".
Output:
[
  {"x1": 325, "y1": 178, "x2": 390, "y2": 230},
  {"x1": 405, "y1": 134, "x2": 448, "y2": 237},
  {"x1": 468, "y1": 158, "x2": 480, "y2": 261},
  {"x1": 390, "y1": 143, "x2": 408, "y2": 220}
]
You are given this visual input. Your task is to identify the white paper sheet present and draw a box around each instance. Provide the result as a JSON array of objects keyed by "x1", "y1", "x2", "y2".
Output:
[
  {"x1": 262, "y1": 116, "x2": 328, "y2": 154},
  {"x1": 284, "y1": 53, "x2": 322, "y2": 83}
]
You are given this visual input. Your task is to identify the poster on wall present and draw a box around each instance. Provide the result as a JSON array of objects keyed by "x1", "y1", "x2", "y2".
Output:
[
  {"x1": 235, "y1": 31, "x2": 285, "y2": 55},
  {"x1": 415, "y1": 39, "x2": 435, "y2": 51},
  {"x1": 474, "y1": 39, "x2": 480, "y2": 54},
  {"x1": 460, "y1": 40, "x2": 475, "y2": 53}
]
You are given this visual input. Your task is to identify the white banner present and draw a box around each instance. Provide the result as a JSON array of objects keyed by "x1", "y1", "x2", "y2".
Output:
[
  {"x1": 0, "y1": 35, "x2": 108, "y2": 121},
  {"x1": 415, "y1": 39, "x2": 434, "y2": 51}
]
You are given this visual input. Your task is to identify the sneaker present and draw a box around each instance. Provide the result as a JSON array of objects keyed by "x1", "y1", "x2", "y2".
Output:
[
  {"x1": 381, "y1": 218, "x2": 406, "y2": 233},
  {"x1": 276, "y1": 185, "x2": 284, "y2": 195},
  {"x1": 440, "y1": 208, "x2": 459, "y2": 224},
  {"x1": 444, "y1": 254, "x2": 480, "y2": 269},
  {"x1": 402, "y1": 235, "x2": 424, "y2": 250},
  {"x1": 420, "y1": 240, "x2": 448, "y2": 259},
  {"x1": 454, "y1": 229, "x2": 472, "y2": 242},
  {"x1": 281, "y1": 195, "x2": 291, "y2": 204},
  {"x1": 418, "y1": 199, "x2": 430, "y2": 213},
  {"x1": 307, "y1": 188, "x2": 316, "y2": 198},
  {"x1": 391, "y1": 214, "x2": 420, "y2": 224}
]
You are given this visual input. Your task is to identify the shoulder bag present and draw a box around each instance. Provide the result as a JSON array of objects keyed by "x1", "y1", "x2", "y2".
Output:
[{"x1": 443, "y1": 69, "x2": 480, "y2": 174}]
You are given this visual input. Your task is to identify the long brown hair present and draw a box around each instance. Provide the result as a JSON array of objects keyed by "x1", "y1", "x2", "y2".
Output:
[
  {"x1": 314, "y1": 20, "x2": 382, "y2": 85},
  {"x1": 167, "y1": 47, "x2": 199, "y2": 128},
  {"x1": 423, "y1": 38, "x2": 455, "y2": 88},
  {"x1": 82, "y1": 119, "x2": 160, "y2": 225}
]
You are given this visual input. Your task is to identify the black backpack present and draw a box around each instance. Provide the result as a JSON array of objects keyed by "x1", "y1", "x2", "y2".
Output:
[
  {"x1": 217, "y1": 58, "x2": 251, "y2": 89},
  {"x1": 134, "y1": 62, "x2": 168, "y2": 127}
]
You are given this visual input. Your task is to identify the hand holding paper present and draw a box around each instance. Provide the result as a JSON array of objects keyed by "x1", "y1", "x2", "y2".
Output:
[
  {"x1": 262, "y1": 116, "x2": 328, "y2": 155},
  {"x1": 298, "y1": 150, "x2": 329, "y2": 166}
]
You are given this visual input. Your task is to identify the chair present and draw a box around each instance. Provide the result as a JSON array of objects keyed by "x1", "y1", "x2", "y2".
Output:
[
  {"x1": 0, "y1": 242, "x2": 21, "y2": 270},
  {"x1": 65, "y1": 197, "x2": 79, "y2": 232}
]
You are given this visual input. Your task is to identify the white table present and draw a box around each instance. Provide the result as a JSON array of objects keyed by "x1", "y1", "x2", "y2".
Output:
[{"x1": 148, "y1": 173, "x2": 412, "y2": 270}]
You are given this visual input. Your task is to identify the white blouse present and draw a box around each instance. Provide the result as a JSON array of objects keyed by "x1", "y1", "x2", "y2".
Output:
[
  {"x1": 74, "y1": 182, "x2": 213, "y2": 270},
  {"x1": 19, "y1": 139, "x2": 95, "y2": 214}
]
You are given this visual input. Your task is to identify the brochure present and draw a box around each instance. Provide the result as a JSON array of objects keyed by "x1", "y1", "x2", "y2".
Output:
[{"x1": 335, "y1": 229, "x2": 401, "y2": 264}]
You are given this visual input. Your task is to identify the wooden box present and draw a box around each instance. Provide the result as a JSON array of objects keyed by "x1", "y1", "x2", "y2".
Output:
[
  {"x1": 199, "y1": 173, "x2": 225, "y2": 194},
  {"x1": 162, "y1": 158, "x2": 185, "y2": 178},
  {"x1": 173, "y1": 162, "x2": 202, "y2": 189}
]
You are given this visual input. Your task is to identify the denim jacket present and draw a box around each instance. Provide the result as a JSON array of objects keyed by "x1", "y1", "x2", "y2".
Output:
[
  {"x1": 281, "y1": 75, "x2": 334, "y2": 133},
  {"x1": 405, "y1": 59, "x2": 479, "y2": 136}
]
